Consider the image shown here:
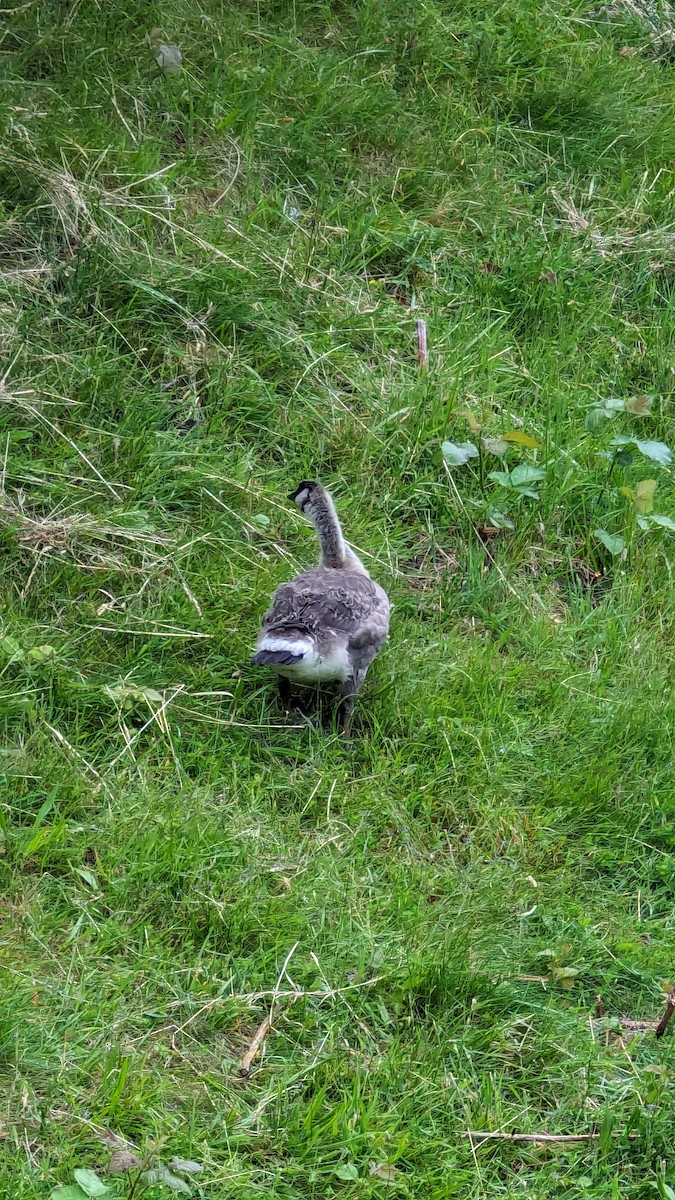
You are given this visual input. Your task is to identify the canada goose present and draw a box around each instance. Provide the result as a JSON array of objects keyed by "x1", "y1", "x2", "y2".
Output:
[{"x1": 252, "y1": 481, "x2": 390, "y2": 732}]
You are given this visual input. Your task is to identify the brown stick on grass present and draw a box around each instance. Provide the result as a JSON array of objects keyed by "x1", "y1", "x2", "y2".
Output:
[
  {"x1": 238, "y1": 1013, "x2": 273, "y2": 1078},
  {"x1": 655, "y1": 994, "x2": 675, "y2": 1039}
]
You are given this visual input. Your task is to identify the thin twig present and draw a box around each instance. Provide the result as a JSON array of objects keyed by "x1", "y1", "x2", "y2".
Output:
[
  {"x1": 655, "y1": 995, "x2": 675, "y2": 1038},
  {"x1": 238, "y1": 1014, "x2": 273, "y2": 1078}
]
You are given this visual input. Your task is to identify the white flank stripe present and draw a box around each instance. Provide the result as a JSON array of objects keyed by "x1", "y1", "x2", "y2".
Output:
[{"x1": 259, "y1": 636, "x2": 313, "y2": 656}]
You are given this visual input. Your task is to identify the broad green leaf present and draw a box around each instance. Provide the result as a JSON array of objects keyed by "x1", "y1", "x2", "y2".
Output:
[
  {"x1": 441, "y1": 440, "x2": 479, "y2": 466},
  {"x1": 594, "y1": 529, "x2": 625, "y2": 556},
  {"x1": 488, "y1": 470, "x2": 511, "y2": 487},
  {"x1": 27, "y1": 644, "x2": 56, "y2": 663},
  {"x1": 335, "y1": 1163, "x2": 359, "y2": 1181},
  {"x1": 502, "y1": 430, "x2": 539, "y2": 448},
  {"x1": 482, "y1": 436, "x2": 509, "y2": 456},
  {"x1": 1, "y1": 635, "x2": 24, "y2": 660},
  {"x1": 618, "y1": 486, "x2": 633, "y2": 501},
  {"x1": 633, "y1": 479, "x2": 657, "y2": 514},
  {"x1": 73, "y1": 1170, "x2": 109, "y2": 1198},
  {"x1": 51, "y1": 1189, "x2": 88, "y2": 1200},
  {"x1": 509, "y1": 464, "x2": 546, "y2": 486},
  {"x1": 487, "y1": 507, "x2": 515, "y2": 530},
  {"x1": 648, "y1": 514, "x2": 675, "y2": 532},
  {"x1": 251, "y1": 513, "x2": 270, "y2": 527},
  {"x1": 611, "y1": 437, "x2": 673, "y2": 465}
]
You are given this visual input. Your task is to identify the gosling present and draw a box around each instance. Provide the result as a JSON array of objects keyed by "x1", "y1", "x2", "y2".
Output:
[{"x1": 252, "y1": 481, "x2": 390, "y2": 732}]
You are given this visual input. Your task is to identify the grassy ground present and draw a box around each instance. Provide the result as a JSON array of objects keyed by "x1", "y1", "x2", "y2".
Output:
[{"x1": 1, "y1": 1, "x2": 675, "y2": 1197}]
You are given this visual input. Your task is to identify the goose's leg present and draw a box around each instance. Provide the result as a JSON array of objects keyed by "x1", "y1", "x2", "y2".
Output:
[
  {"x1": 338, "y1": 671, "x2": 365, "y2": 736},
  {"x1": 278, "y1": 675, "x2": 292, "y2": 709}
]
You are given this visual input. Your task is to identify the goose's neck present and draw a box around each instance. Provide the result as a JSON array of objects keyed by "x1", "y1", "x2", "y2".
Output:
[{"x1": 310, "y1": 490, "x2": 368, "y2": 575}]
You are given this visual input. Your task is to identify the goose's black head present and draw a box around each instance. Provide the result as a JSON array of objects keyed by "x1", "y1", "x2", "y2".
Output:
[{"x1": 289, "y1": 480, "x2": 320, "y2": 512}]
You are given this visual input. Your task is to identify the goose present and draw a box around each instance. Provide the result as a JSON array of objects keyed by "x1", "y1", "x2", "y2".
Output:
[{"x1": 252, "y1": 481, "x2": 390, "y2": 732}]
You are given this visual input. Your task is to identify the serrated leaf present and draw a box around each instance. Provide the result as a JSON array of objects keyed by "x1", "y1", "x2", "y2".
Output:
[
  {"x1": 143, "y1": 1167, "x2": 192, "y2": 1194},
  {"x1": 51, "y1": 1189, "x2": 88, "y2": 1200},
  {"x1": 369, "y1": 1162, "x2": 398, "y2": 1181},
  {"x1": 611, "y1": 437, "x2": 673, "y2": 465},
  {"x1": 585, "y1": 407, "x2": 614, "y2": 431},
  {"x1": 509, "y1": 464, "x2": 546, "y2": 486},
  {"x1": 482, "y1": 436, "x2": 509, "y2": 456},
  {"x1": 502, "y1": 430, "x2": 540, "y2": 448},
  {"x1": 335, "y1": 1163, "x2": 359, "y2": 1181},
  {"x1": 648, "y1": 514, "x2": 675, "y2": 532},
  {"x1": 441, "y1": 440, "x2": 479, "y2": 466},
  {"x1": 633, "y1": 479, "x2": 657, "y2": 514},
  {"x1": 108, "y1": 1149, "x2": 142, "y2": 1173},
  {"x1": 635, "y1": 439, "x2": 673, "y2": 465},
  {"x1": 168, "y1": 1159, "x2": 203, "y2": 1175},
  {"x1": 73, "y1": 1170, "x2": 109, "y2": 1198},
  {"x1": 624, "y1": 394, "x2": 653, "y2": 415},
  {"x1": 594, "y1": 529, "x2": 625, "y2": 556}
]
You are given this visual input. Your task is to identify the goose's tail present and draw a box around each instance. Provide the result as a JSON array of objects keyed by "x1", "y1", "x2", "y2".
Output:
[{"x1": 252, "y1": 630, "x2": 314, "y2": 668}]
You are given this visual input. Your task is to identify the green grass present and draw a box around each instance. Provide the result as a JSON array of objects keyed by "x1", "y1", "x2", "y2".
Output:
[{"x1": 1, "y1": 0, "x2": 675, "y2": 1197}]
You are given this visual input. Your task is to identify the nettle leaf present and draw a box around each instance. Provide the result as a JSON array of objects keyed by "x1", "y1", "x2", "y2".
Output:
[
  {"x1": 482, "y1": 436, "x2": 509, "y2": 457},
  {"x1": 611, "y1": 437, "x2": 673, "y2": 466},
  {"x1": 585, "y1": 398, "x2": 624, "y2": 429},
  {"x1": 51, "y1": 1189, "x2": 88, "y2": 1200},
  {"x1": 594, "y1": 529, "x2": 625, "y2": 556},
  {"x1": 441, "y1": 440, "x2": 479, "y2": 466},
  {"x1": 369, "y1": 1162, "x2": 398, "y2": 1181},
  {"x1": 108, "y1": 1150, "x2": 142, "y2": 1173},
  {"x1": 502, "y1": 430, "x2": 539, "y2": 448},
  {"x1": 624, "y1": 394, "x2": 653, "y2": 415},
  {"x1": 168, "y1": 1159, "x2": 203, "y2": 1176},
  {"x1": 633, "y1": 479, "x2": 657, "y2": 514},
  {"x1": 143, "y1": 1166, "x2": 192, "y2": 1194},
  {"x1": 73, "y1": 1170, "x2": 109, "y2": 1198},
  {"x1": 335, "y1": 1163, "x2": 359, "y2": 1181}
]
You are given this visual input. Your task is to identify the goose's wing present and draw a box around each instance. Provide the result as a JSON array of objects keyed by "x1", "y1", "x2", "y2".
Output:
[{"x1": 263, "y1": 569, "x2": 389, "y2": 644}]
